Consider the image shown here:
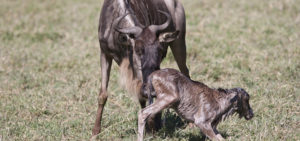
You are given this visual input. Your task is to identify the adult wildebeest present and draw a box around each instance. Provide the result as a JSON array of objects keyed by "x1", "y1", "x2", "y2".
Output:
[
  {"x1": 93, "y1": 0, "x2": 190, "y2": 136},
  {"x1": 139, "y1": 68, "x2": 254, "y2": 141}
]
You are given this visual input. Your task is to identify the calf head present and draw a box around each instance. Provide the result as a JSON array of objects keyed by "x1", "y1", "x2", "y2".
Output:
[
  {"x1": 114, "y1": 11, "x2": 179, "y2": 83},
  {"x1": 232, "y1": 88, "x2": 254, "y2": 120}
]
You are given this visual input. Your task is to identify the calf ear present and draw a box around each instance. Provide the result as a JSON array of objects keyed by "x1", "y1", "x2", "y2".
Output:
[
  {"x1": 217, "y1": 88, "x2": 227, "y2": 93},
  {"x1": 159, "y1": 30, "x2": 180, "y2": 43},
  {"x1": 228, "y1": 91, "x2": 238, "y2": 103}
]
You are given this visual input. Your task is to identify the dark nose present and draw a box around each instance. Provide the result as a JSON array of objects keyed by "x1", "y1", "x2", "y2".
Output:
[{"x1": 246, "y1": 109, "x2": 254, "y2": 120}]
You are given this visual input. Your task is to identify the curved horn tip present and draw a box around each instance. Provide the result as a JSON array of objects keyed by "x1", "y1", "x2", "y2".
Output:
[
  {"x1": 113, "y1": 13, "x2": 143, "y2": 37},
  {"x1": 113, "y1": 13, "x2": 130, "y2": 28},
  {"x1": 149, "y1": 10, "x2": 171, "y2": 34}
]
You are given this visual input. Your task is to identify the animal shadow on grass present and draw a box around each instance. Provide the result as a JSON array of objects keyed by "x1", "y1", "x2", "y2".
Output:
[{"x1": 156, "y1": 110, "x2": 229, "y2": 141}]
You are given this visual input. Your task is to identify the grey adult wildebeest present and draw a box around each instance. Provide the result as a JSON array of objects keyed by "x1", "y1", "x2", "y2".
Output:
[{"x1": 93, "y1": 0, "x2": 190, "y2": 136}]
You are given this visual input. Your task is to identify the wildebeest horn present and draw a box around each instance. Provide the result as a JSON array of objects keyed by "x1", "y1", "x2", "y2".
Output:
[
  {"x1": 149, "y1": 10, "x2": 171, "y2": 34},
  {"x1": 114, "y1": 13, "x2": 143, "y2": 38}
]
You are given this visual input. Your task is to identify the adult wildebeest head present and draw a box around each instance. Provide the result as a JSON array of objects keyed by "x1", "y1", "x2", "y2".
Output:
[{"x1": 114, "y1": 11, "x2": 179, "y2": 83}]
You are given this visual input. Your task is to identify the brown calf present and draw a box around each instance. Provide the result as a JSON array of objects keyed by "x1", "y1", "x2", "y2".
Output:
[{"x1": 138, "y1": 68, "x2": 254, "y2": 141}]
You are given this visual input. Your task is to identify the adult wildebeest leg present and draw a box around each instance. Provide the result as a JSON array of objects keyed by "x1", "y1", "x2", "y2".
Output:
[
  {"x1": 138, "y1": 95, "x2": 178, "y2": 141},
  {"x1": 92, "y1": 50, "x2": 112, "y2": 136},
  {"x1": 170, "y1": 39, "x2": 189, "y2": 78},
  {"x1": 170, "y1": 2, "x2": 190, "y2": 78}
]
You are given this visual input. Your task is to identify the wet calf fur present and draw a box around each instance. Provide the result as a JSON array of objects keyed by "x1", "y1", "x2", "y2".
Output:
[{"x1": 138, "y1": 68, "x2": 254, "y2": 141}]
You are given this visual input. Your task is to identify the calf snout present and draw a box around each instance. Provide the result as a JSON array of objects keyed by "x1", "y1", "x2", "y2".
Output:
[{"x1": 245, "y1": 108, "x2": 254, "y2": 120}]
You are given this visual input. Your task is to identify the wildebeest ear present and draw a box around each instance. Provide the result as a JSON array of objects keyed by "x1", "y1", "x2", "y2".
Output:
[
  {"x1": 159, "y1": 30, "x2": 180, "y2": 43},
  {"x1": 217, "y1": 88, "x2": 227, "y2": 93},
  {"x1": 228, "y1": 91, "x2": 238, "y2": 103}
]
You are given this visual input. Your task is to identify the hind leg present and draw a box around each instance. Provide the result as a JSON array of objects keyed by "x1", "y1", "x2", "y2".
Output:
[
  {"x1": 138, "y1": 94, "x2": 178, "y2": 141},
  {"x1": 138, "y1": 88, "x2": 162, "y2": 132}
]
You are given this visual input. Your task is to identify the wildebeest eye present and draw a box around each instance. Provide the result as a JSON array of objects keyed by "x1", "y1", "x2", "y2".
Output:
[{"x1": 118, "y1": 34, "x2": 128, "y2": 43}]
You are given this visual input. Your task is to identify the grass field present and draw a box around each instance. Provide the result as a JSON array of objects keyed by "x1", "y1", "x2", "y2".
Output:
[{"x1": 0, "y1": 0, "x2": 299, "y2": 140}]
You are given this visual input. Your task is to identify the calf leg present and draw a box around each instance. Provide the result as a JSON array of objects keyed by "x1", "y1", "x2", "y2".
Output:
[
  {"x1": 137, "y1": 87, "x2": 161, "y2": 132},
  {"x1": 92, "y1": 51, "x2": 112, "y2": 136},
  {"x1": 196, "y1": 123, "x2": 222, "y2": 141},
  {"x1": 138, "y1": 95, "x2": 178, "y2": 141},
  {"x1": 212, "y1": 122, "x2": 224, "y2": 140}
]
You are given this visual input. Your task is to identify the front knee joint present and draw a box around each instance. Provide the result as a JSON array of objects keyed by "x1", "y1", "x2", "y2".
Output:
[{"x1": 98, "y1": 92, "x2": 108, "y2": 105}]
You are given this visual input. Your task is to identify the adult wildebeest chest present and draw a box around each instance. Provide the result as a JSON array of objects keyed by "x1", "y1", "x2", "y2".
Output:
[{"x1": 92, "y1": 0, "x2": 190, "y2": 136}]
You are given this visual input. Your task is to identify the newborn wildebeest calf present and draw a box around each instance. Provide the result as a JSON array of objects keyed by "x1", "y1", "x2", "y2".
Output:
[{"x1": 138, "y1": 68, "x2": 254, "y2": 141}]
